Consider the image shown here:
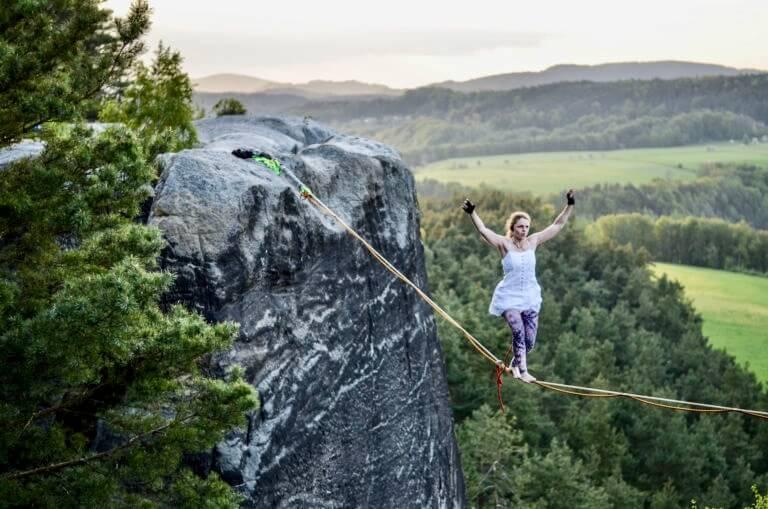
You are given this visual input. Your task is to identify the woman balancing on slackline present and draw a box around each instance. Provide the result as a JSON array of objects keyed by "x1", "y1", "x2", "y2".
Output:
[{"x1": 462, "y1": 190, "x2": 574, "y2": 383}]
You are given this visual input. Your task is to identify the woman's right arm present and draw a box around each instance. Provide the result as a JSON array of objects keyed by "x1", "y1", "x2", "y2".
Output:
[{"x1": 462, "y1": 199, "x2": 507, "y2": 252}]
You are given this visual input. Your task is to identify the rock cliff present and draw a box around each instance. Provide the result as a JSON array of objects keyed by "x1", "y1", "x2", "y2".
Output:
[{"x1": 148, "y1": 116, "x2": 465, "y2": 508}]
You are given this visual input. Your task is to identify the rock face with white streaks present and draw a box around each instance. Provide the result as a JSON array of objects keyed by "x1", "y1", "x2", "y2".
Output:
[{"x1": 149, "y1": 116, "x2": 465, "y2": 508}]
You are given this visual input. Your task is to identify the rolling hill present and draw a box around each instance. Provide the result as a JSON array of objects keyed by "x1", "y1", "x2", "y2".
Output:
[{"x1": 432, "y1": 61, "x2": 764, "y2": 92}]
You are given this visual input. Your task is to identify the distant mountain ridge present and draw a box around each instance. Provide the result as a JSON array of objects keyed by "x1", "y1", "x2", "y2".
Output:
[
  {"x1": 193, "y1": 61, "x2": 765, "y2": 96},
  {"x1": 432, "y1": 61, "x2": 764, "y2": 92},
  {"x1": 191, "y1": 73, "x2": 280, "y2": 93},
  {"x1": 193, "y1": 74, "x2": 402, "y2": 97}
]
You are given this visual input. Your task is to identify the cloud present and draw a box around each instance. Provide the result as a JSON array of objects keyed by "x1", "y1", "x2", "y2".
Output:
[{"x1": 155, "y1": 28, "x2": 548, "y2": 67}]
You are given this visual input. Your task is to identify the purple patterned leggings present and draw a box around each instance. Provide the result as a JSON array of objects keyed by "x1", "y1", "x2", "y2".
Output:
[{"x1": 502, "y1": 309, "x2": 539, "y2": 373}]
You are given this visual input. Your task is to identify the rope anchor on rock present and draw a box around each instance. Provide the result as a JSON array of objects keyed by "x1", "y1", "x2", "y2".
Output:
[{"x1": 232, "y1": 149, "x2": 313, "y2": 199}]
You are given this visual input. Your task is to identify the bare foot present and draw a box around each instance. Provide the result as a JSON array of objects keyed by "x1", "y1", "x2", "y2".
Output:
[
  {"x1": 519, "y1": 371, "x2": 537, "y2": 383},
  {"x1": 505, "y1": 365, "x2": 521, "y2": 379}
]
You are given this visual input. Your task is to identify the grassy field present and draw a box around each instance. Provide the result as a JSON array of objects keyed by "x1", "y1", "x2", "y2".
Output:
[
  {"x1": 415, "y1": 143, "x2": 768, "y2": 196},
  {"x1": 651, "y1": 263, "x2": 768, "y2": 383}
]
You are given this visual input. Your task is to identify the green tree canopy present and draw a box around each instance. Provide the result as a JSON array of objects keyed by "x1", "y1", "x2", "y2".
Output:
[
  {"x1": 0, "y1": 2, "x2": 258, "y2": 506},
  {"x1": 0, "y1": 126, "x2": 257, "y2": 507},
  {"x1": 420, "y1": 187, "x2": 768, "y2": 507},
  {"x1": 213, "y1": 98, "x2": 247, "y2": 116},
  {"x1": 100, "y1": 41, "x2": 198, "y2": 160},
  {"x1": 456, "y1": 405, "x2": 526, "y2": 506},
  {"x1": 587, "y1": 213, "x2": 768, "y2": 274},
  {"x1": 0, "y1": 0, "x2": 150, "y2": 145}
]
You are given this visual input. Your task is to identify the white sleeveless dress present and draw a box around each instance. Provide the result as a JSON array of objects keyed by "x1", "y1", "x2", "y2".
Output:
[{"x1": 489, "y1": 248, "x2": 542, "y2": 316}]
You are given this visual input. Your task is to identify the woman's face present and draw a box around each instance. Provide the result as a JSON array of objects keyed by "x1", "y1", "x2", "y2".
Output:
[{"x1": 511, "y1": 218, "x2": 530, "y2": 239}]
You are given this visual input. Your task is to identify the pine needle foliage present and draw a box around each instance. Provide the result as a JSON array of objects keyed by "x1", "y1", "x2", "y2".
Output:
[
  {"x1": 0, "y1": 124, "x2": 257, "y2": 508},
  {"x1": 0, "y1": 1, "x2": 258, "y2": 506},
  {"x1": 100, "y1": 42, "x2": 198, "y2": 161},
  {"x1": 0, "y1": 0, "x2": 150, "y2": 145}
]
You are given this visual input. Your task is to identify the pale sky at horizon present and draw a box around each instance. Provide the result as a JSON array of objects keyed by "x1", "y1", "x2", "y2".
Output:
[{"x1": 105, "y1": 0, "x2": 768, "y2": 88}]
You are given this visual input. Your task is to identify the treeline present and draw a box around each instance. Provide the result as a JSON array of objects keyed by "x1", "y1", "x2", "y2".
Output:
[
  {"x1": 554, "y1": 164, "x2": 768, "y2": 229},
  {"x1": 304, "y1": 75, "x2": 768, "y2": 124},
  {"x1": 297, "y1": 75, "x2": 768, "y2": 163},
  {"x1": 346, "y1": 110, "x2": 764, "y2": 164},
  {"x1": 587, "y1": 214, "x2": 768, "y2": 275},
  {"x1": 420, "y1": 188, "x2": 768, "y2": 507}
]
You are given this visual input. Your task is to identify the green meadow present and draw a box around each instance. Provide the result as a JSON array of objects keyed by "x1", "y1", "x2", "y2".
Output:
[
  {"x1": 414, "y1": 143, "x2": 768, "y2": 196},
  {"x1": 651, "y1": 262, "x2": 768, "y2": 383}
]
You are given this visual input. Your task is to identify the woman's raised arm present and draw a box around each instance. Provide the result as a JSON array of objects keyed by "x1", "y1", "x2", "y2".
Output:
[
  {"x1": 462, "y1": 199, "x2": 507, "y2": 253},
  {"x1": 529, "y1": 190, "x2": 574, "y2": 247}
]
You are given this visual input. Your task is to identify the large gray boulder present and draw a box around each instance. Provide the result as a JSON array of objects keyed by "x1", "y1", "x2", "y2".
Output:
[{"x1": 149, "y1": 116, "x2": 465, "y2": 508}]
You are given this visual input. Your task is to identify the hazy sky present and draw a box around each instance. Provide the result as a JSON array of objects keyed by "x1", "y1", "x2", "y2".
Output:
[{"x1": 105, "y1": 0, "x2": 767, "y2": 88}]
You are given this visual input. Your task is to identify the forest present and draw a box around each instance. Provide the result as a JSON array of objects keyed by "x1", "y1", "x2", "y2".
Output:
[
  {"x1": 420, "y1": 188, "x2": 768, "y2": 508},
  {"x1": 562, "y1": 163, "x2": 768, "y2": 229},
  {"x1": 298, "y1": 76, "x2": 768, "y2": 164},
  {"x1": 587, "y1": 213, "x2": 768, "y2": 275}
]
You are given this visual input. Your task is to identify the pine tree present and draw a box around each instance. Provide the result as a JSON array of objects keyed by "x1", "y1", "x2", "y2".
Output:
[
  {"x1": 0, "y1": 2, "x2": 258, "y2": 506},
  {"x1": 100, "y1": 41, "x2": 199, "y2": 161},
  {"x1": 0, "y1": 0, "x2": 148, "y2": 145},
  {"x1": 213, "y1": 98, "x2": 247, "y2": 116},
  {"x1": 456, "y1": 405, "x2": 526, "y2": 507}
]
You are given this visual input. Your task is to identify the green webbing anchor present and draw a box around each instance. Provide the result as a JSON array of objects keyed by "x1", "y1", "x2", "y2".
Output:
[
  {"x1": 247, "y1": 151, "x2": 314, "y2": 199},
  {"x1": 252, "y1": 156, "x2": 282, "y2": 176}
]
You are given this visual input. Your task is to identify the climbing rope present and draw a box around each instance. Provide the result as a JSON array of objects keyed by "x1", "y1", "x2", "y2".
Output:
[
  {"x1": 241, "y1": 152, "x2": 768, "y2": 421},
  {"x1": 308, "y1": 192, "x2": 501, "y2": 366},
  {"x1": 533, "y1": 381, "x2": 768, "y2": 420}
]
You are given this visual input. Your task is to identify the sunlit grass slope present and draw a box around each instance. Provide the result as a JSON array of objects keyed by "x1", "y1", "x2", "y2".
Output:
[
  {"x1": 415, "y1": 143, "x2": 768, "y2": 196},
  {"x1": 651, "y1": 262, "x2": 768, "y2": 383}
]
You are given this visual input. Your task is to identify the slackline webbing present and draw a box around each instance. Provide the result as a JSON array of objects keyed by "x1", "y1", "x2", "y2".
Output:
[{"x1": 248, "y1": 154, "x2": 768, "y2": 421}]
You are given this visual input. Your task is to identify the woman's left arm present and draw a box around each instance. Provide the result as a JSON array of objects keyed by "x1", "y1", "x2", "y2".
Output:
[{"x1": 529, "y1": 189, "x2": 574, "y2": 246}]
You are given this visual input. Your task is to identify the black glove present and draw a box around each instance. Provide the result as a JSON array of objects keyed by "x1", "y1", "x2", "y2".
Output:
[
  {"x1": 566, "y1": 189, "x2": 575, "y2": 206},
  {"x1": 461, "y1": 198, "x2": 475, "y2": 215},
  {"x1": 232, "y1": 148, "x2": 254, "y2": 159}
]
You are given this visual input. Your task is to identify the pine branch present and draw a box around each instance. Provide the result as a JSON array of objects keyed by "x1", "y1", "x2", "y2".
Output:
[
  {"x1": 17, "y1": 384, "x2": 107, "y2": 441},
  {"x1": 3, "y1": 414, "x2": 196, "y2": 481},
  {"x1": 17, "y1": 40, "x2": 134, "y2": 138}
]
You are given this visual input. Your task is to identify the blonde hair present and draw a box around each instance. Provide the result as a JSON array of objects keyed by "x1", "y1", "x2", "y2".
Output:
[{"x1": 505, "y1": 211, "x2": 531, "y2": 238}]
